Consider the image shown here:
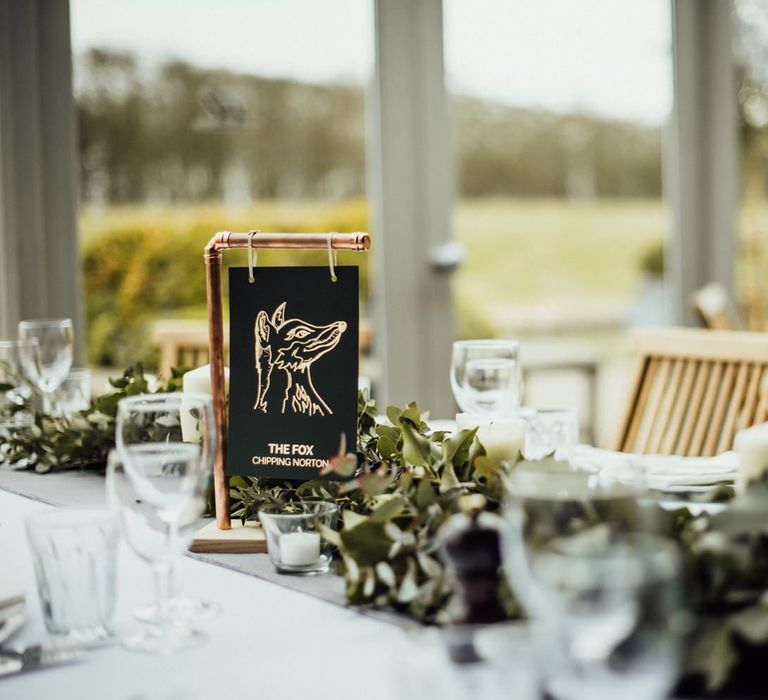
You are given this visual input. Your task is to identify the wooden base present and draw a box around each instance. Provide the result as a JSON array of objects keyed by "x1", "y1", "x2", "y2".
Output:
[{"x1": 189, "y1": 519, "x2": 266, "y2": 554}]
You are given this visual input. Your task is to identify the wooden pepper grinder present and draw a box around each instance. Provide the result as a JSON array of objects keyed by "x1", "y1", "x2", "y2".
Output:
[{"x1": 440, "y1": 494, "x2": 508, "y2": 663}]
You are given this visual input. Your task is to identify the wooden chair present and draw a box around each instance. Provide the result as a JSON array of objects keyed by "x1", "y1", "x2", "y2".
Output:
[
  {"x1": 152, "y1": 318, "x2": 374, "y2": 380},
  {"x1": 613, "y1": 328, "x2": 768, "y2": 456},
  {"x1": 152, "y1": 320, "x2": 229, "y2": 380}
]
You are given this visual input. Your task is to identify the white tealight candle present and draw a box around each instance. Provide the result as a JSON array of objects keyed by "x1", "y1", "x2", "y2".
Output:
[
  {"x1": 456, "y1": 413, "x2": 526, "y2": 463},
  {"x1": 735, "y1": 423, "x2": 768, "y2": 492},
  {"x1": 280, "y1": 531, "x2": 321, "y2": 566},
  {"x1": 180, "y1": 364, "x2": 230, "y2": 443}
]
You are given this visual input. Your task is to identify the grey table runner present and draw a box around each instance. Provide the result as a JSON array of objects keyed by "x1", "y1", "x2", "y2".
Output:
[{"x1": 0, "y1": 467, "x2": 407, "y2": 628}]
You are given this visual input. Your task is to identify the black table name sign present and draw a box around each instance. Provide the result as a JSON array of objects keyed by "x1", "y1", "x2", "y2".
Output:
[{"x1": 227, "y1": 266, "x2": 359, "y2": 480}]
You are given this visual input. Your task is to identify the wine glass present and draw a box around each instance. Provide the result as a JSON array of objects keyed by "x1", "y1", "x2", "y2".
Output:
[
  {"x1": 0, "y1": 339, "x2": 36, "y2": 433},
  {"x1": 106, "y1": 450, "x2": 220, "y2": 628},
  {"x1": 451, "y1": 339, "x2": 521, "y2": 417},
  {"x1": 115, "y1": 392, "x2": 216, "y2": 652},
  {"x1": 54, "y1": 368, "x2": 92, "y2": 417},
  {"x1": 18, "y1": 318, "x2": 74, "y2": 415},
  {"x1": 460, "y1": 358, "x2": 520, "y2": 418}
]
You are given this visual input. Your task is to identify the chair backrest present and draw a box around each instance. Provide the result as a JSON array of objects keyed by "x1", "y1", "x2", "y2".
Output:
[
  {"x1": 690, "y1": 283, "x2": 741, "y2": 331},
  {"x1": 614, "y1": 328, "x2": 768, "y2": 456},
  {"x1": 152, "y1": 320, "x2": 229, "y2": 380}
]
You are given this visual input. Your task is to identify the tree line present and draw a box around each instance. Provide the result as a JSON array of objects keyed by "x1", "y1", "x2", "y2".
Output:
[{"x1": 75, "y1": 48, "x2": 662, "y2": 204}]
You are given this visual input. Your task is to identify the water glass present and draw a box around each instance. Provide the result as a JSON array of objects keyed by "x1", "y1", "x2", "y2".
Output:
[
  {"x1": 0, "y1": 339, "x2": 35, "y2": 431},
  {"x1": 524, "y1": 408, "x2": 579, "y2": 461},
  {"x1": 259, "y1": 502, "x2": 339, "y2": 574},
  {"x1": 451, "y1": 339, "x2": 521, "y2": 417},
  {"x1": 25, "y1": 508, "x2": 118, "y2": 643},
  {"x1": 54, "y1": 368, "x2": 92, "y2": 416},
  {"x1": 396, "y1": 626, "x2": 538, "y2": 700},
  {"x1": 501, "y1": 462, "x2": 673, "y2": 699},
  {"x1": 527, "y1": 534, "x2": 684, "y2": 700},
  {"x1": 501, "y1": 461, "x2": 651, "y2": 610},
  {"x1": 18, "y1": 318, "x2": 74, "y2": 415}
]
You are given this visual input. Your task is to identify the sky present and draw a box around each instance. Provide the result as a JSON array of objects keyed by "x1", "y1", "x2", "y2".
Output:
[{"x1": 70, "y1": 0, "x2": 672, "y2": 126}]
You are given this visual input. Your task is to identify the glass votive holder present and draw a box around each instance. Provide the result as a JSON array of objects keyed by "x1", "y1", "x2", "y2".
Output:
[
  {"x1": 258, "y1": 502, "x2": 339, "y2": 575},
  {"x1": 54, "y1": 368, "x2": 91, "y2": 417},
  {"x1": 524, "y1": 408, "x2": 579, "y2": 461},
  {"x1": 25, "y1": 508, "x2": 119, "y2": 644}
]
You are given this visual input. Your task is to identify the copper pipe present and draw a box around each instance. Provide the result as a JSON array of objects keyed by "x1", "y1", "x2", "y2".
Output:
[
  {"x1": 205, "y1": 231, "x2": 370, "y2": 255},
  {"x1": 204, "y1": 231, "x2": 370, "y2": 529},
  {"x1": 205, "y1": 248, "x2": 230, "y2": 529}
]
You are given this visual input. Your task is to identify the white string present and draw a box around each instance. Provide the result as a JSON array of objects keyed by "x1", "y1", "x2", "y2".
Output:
[
  {"x1": 327, "y1": 234, "x2": 338, "y2": 282},
  {"x1": 248, "y1": 230, "x2": 258, "y2": 283}
]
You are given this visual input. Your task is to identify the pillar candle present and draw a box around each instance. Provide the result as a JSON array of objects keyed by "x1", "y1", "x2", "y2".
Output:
[
  {"x1": 180, "y1": 364, "x2": 229, "y2": 444},
  {"x1": 456, "y1": 413, "x2": 526, "y2": 463},
  {"x1": 280, "y1": 531, "x2": 321, "y2": 566},
  {"x1": 735, "y1": 423, "x2": 768, "y2": 492}
]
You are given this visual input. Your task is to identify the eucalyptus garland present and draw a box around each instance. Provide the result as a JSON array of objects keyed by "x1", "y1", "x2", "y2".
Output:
[
  {"x1": 5, "y1": 365, "x2": 768, "y2": 693},
  {"x1": 0, "y1": 365, "x2": 185, "y2": 472},
  {"x1": 231, "y1": 393, "x2": 519, "y2": 622}
]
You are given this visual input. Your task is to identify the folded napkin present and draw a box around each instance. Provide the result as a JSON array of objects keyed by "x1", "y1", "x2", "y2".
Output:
[{"x1": 571, "y1": 445, "x2": 738, "y2": 491}]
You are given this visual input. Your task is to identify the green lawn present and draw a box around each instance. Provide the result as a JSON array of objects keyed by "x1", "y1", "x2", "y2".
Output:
[
  {"x1": 78, "y1": 197, "x2": 666, "y2": 364},
  {"x1": 453, "y1": 198, "x2": 665, "y2": 325}
]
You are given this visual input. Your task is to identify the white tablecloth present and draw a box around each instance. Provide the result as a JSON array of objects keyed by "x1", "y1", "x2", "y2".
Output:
[
  {"x1": 0, "y1": 489, "x2": 410, "y2": 700},
  {"x1": 1, "y1": 487, "x2": 546, "y2": 700}
]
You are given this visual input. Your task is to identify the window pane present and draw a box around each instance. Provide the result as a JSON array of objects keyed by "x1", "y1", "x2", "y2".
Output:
[
  {"x1": 735, "y1": 0, "x2": 768, "y2": 329},
  {"x1": 444, "y1": 0, "x2": 672, "y2": 442},
  {"x1": 71, "y1": 0, "x2": 372, "y2": 372}
]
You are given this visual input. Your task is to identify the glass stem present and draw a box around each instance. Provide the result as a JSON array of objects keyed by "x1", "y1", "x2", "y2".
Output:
[
  {"x1": 168, "y1": 560, "x2": 178, "y2": 599},
  {"x1": 151, "y1": 561, "x2": 172, "y2": 630}
]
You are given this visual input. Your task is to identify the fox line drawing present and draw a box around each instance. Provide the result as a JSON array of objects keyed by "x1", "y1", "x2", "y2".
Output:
[{"x1": 253, "y1": 301, "x2": 347, "y2": 416}]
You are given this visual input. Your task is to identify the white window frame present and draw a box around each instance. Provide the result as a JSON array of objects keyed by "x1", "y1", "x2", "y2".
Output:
[
  {"x1": 0, "y1": 0, "x2": 84, "y2": 359},
  {"x1": 666, "y1": 0, "x2": 738, "y2": 325},
  {"x1": 0, "y1": 0, "x2": 740, "y2": 406}
]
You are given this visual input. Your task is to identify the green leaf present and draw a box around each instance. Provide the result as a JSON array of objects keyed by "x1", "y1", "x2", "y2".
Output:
[
  {"x1": 686, "y1": 620, "x2": 738, "y2": 692},
  {"x1": 416, "y1": 551, "x2": 442, "y2": 578},
  {"x1": 339, "y1": 520, "x2": 393, "y2": 566},
  {"x1": 415, "y1": 475, "x2": 437, "y2": 510},
  {"x1": 369, "y1": 495, "x2": 406, "y2": 523},
  {"x1": 439, "y1": 461, "x2": 460, "y2": 493},
  {"x1": 442, "y1": 427, "x2": 477, "y2": 467},
  {"x1": 229, "y1": 475, "x2": 250, "y2": 490},
  {"x1": 385, "y1": 405, "x2": 402, "y2": 425},
  {"x1": 400, "y1": 402, "x2": 422, "y2": 427},
  {"x1": 377, "y1": 435, "x2": 398, "y2": 460},
  {"x1": 397, "y1": 559, "x2": 419, "y2": 604},
  {"x1": 399, "y1": 420, "x2": 432, "y2": 468},
  {"x1": 730, "y1": 605, "x2": 768, "y2": 643},
  {"x1": 343, "y1": 510, "x2": 367, "y2": 529},
  {"x1": 316, "y1": 522, "x2": 341, "y2": 547},
  {"x1": 360, "y1": 472, "x2": 391, "y2": 497},
  {"x1": 324, "y1": 453, "x2": 358, "y2": 478},
  {"x1": 375, "y1": 424, "x2": 400, "y2": 443},
  {"x1": 375, "y1": 561, "x2": 396, "y2": 588}
]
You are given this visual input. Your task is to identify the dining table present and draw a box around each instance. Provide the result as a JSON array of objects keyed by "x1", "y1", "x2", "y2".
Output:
[{"x1": 0, "y1": 468, "x2": 542, "y2": 700}]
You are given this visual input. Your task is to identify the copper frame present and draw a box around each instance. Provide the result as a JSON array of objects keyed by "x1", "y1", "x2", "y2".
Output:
[{"x1": 204, "y1": 231, "x2": 370, "y2": 529}]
